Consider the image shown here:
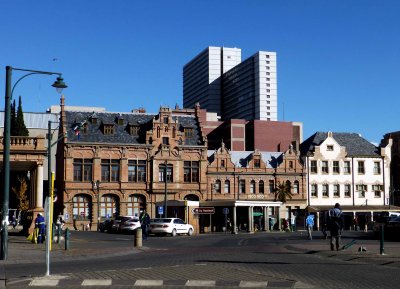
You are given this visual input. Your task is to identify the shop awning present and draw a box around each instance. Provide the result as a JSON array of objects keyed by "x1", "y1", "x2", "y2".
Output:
[{"x1": 307, "y1": 205, "x2": 400, "y2": 213}]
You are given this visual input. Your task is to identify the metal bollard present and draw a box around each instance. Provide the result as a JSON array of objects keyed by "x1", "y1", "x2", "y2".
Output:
[
  {"x1": 135, "y1": 228, "x2": 142, "y2": 247},
  {"x1": 65, "y1": 228, "x2": 70, "y2": 250},
  {"x1": 380, "y1": 224, "x2": 385, "y2": 255}
]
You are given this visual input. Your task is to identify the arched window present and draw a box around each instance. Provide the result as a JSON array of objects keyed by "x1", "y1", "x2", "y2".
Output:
[
  {"x1": 239, "y1": 179, "x2": 245, "y2": 194},
  {"x1": 259, "y1": 180, "x2": 265, "y2": 194},
  {"x1": 224, "y1": 180, "x2": 230, "y2": 194},
  {"x1": 269, "y1": 180, "x2": 275, "y2": 194},
  {"x1": 286, "y1": 180, "x2": 292, "y2": 193},
  {"x1": 101, "y1": 194, "x2": 119, "y2": 218},
  {"x1": 250, "y1": 180, "x2": 256, "y2": 194},
  {"x1": 73, "y1": 194, "x2": 91, "y2": 220},
  {"x1": 294, "y1": 181, "x2": 299, "y2": 194},
  {"x1": 127, "y1": 194, "x2": 145, "y2": 217},
  {"x1": 214, "y1": 180, "x2": 221, "y2": 193}
]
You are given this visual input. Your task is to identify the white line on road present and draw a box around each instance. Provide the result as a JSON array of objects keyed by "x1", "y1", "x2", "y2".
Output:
[
  {"x1": 29, "y1": 279, "x2": 59, "y2": 286},
  {"x1": 239, "y1": 281, "x2": 268, "y2": 287},
  {"x1": 185, "y1": 280, "x2": 216, "y2": 287},
  {"x1": 134, "y1": 280, "x2": 163, "y2": 286},
  {"x1": 81, "y1": 279, "x2": 112, "y2": 286}
]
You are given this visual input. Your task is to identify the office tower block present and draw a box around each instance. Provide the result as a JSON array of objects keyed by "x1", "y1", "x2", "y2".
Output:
[{"x1": 183, "y1": 47, "x2": 277, "y2": 121}]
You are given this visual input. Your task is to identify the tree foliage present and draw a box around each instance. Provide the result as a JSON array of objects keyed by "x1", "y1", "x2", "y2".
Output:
[
  {"x1": 274, "y1": 181, "x2": 293, "y2": 203},
  {"x1": 11, "y1": 175, "x2": 29, "y2": 211},
  {"x1": 13, "y1": 96, "x2": 29, "y2": 136}
]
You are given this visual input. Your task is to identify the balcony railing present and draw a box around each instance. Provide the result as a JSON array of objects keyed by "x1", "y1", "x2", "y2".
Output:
[{"x1": 0, "y1": 136, "x2": 46, "y2": 151}]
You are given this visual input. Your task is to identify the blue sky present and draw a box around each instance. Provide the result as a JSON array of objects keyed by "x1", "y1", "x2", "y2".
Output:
[{"x1": 1, "y1": 1, "x2": 400, "y2": 144}]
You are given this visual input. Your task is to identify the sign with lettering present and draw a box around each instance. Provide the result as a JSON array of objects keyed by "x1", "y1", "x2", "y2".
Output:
[{"x1": 191, "y1": 207, "x2": 215, "y2": 214}]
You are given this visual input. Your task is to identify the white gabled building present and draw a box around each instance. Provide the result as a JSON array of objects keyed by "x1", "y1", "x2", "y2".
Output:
[{"x1": 300, "y1": 132, "x2": 396, "y2": 229}]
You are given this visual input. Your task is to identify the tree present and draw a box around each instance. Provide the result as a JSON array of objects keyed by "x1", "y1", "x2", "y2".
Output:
[
  {"x1": 11, "y1": 175, "x2": 29, "y2": 211},
  {"x1": 14, "y1": 96, "x2": 29, "y2": 136},
  {"x1": 274, "y1": 181, "x2": 293, "y2": 203},
  {"x1": 10, "y1": 99, "x2": 17, "y2": 136}
]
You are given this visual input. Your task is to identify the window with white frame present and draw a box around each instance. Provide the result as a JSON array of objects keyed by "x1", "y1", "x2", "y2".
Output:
[
  {"x1": 344, "y1": 184, "x2": 351, "y2": 197},
  {"x1": 310, "y1": 160, "x2": 317, "y2": 173},
  {"x1": 372, "y1": 185, "x2": 383, "y2": 197},
  {"x1": 311, "y1": 184, "x2": 318, "y2": 197},
  {"x1": 333, "y1": 184, "x2": 340, "y2": 197},
  {"x1": 250, "y1": 180, "x2": 256, "y2": 194},
  {"x1": 294, "y1": 181, "x2": 299, "y2": 194},
  {"x1": 343, "y1": 161, "x2": 351, "y2": 174},
  {"x1": 356, "y1": 184, "x2": 367, "y2": 197},
  {"x1": 374, "y1": 162, "x2": 381, "y2": 174},
  {"x1": 224, "y1": 180, "x2": 230, "y2": 194},
  {"x1": 322, "y1": 184, "x2": 329, "y2": 197},
  {"x1": 322, "y1": 161, "x2": 329, "y2": 174},
  {"x1": 333, "y1": 161, "x2": 340, "y2": 174},
  {"x1": 214, "y1": 180, "x2": 221, "y2": 193},
  {"x1": 358, "y1": 161, "x2": 365, "y2": 174}
]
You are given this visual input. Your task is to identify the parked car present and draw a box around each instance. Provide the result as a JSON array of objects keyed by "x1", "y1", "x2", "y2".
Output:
[
  {"x1": 99, "y1": 219, "x2": 113, "y2": 233},
  {"x1": 119, "y1": 217, "x2": 141, "y2": 234},
  {"x1": 149, "y1": 218, "x2": 194, "y2": 237},
  {"x1": 386, "y1": 216, "x2": 400, "y2": 240},
  {"x1": 111, "y1": 216, "x2": 135, "y2": 233}
]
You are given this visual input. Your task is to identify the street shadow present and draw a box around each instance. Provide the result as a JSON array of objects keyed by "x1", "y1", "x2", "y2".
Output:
[{"x1": 196, "y1": 259, "x2": 365, "y2": 266}]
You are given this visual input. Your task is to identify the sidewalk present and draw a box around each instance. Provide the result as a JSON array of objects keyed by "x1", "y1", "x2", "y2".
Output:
[{"x1": 285, "y1": 231, "x2": 400, "y2": 268}]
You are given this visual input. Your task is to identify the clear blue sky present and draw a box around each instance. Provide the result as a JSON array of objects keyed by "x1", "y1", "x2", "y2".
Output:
[{"x1": 1, "y1": 1, "x2": 400, "y2": 144}]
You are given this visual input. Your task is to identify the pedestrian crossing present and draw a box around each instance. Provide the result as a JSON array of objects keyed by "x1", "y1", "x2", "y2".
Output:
[{"x1": 24, "y1": 278, "x2": 310, "y2": 288}]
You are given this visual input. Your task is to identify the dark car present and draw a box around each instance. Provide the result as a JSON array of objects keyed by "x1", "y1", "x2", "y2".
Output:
[
  {"x1": 386, "y1": 216, "x2": 400, "y2": 240},
  {"x1": 373, "y1": 214, "x2": 400, "y2": 238},
  {"x1": 99, "y1": 219, "x2": 113, "y2": 233}
]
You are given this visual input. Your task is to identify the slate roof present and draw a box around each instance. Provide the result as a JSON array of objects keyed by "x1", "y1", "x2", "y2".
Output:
[
  {"x1": 300, "y1": 132, "x2": 380, "y2": 157},
  {"x1": 65, "y1": 111, "x2": 202, "y2": 146},
  {"x1": 207, "y1": 150, "x2": 283, "y2": 168}
]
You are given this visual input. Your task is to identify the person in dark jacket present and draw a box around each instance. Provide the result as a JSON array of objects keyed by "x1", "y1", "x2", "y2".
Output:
[
  {"x1": 328, "y1": 203, "x2": 344, "y2": 251},
  {"x1": 34, "y1": 213, "x2": 46, "y2": 244},
  {"x1": 139, "y1": 209, "x2": 151, "y2": 240}
]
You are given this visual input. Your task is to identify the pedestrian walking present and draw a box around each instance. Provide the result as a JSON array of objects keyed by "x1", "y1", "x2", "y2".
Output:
[
  {"x1": 305, "y1": 213, "x2": 314, "y2": 240},
  {"x1": 290, "y1": 213, "x2": 296, "y2": 232},
  {"x1": 139, "y1": 209, "x2": 151, "y2": 240},
  {"x1": 34, "y1": 213, "x2": 45, "y2": 244},
  {"x1": 328, "y1": 203, "x2": 344, "y2": 251}
]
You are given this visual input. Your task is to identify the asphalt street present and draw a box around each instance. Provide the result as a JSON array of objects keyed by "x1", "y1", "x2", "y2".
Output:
[{"x1": 2, "y1": 229, "x2": 400, "y2": 289}]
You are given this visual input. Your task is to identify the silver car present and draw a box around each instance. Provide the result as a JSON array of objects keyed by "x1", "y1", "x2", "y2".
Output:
[
  {"x1": 149, "y1": 218, "x2": 194, "y2": 237},
  {"x1": 119, "y1": 217, "x2": 141, "y2": 234}
]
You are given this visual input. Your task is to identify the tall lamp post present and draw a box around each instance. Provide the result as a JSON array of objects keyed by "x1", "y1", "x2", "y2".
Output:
[
  {"x1": 164, "y1": 161, "x2": 168, "y2": 218},
  {"x1": 92, "y1": 180, "x2": 101, "y2": 231},
  {"x1": 1, "y1": 66, "x2": 67, "y2": 260}
]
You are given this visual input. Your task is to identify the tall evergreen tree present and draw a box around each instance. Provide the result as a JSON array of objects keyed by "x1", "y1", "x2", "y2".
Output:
[
  {"x1": 10, "y1": 99, "x2": 17, "y2": 136},
  {"x1": 15, "y1": 96, "x2": 29, "y2": 136}
]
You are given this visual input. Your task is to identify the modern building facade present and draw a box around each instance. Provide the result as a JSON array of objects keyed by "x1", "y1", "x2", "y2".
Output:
[{"x1": 183, "y1": 47, "x2": 277, "y2": 121}]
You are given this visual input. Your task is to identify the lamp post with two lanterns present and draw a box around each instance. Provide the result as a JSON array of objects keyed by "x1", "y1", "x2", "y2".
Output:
[{"x1": 1, "y1": 66, "x2": 67, "y2": 260}]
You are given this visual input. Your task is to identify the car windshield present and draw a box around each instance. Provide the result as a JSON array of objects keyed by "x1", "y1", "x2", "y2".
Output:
[{"x1": 151, "y1": 218, "x2": 172, "y2": 223}]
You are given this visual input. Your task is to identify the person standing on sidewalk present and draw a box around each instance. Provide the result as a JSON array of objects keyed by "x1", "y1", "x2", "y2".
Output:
[
  {"x1": 139, "y1": 209, "x2": 151, "y2": 240},
  {"x1": 328, "y1": 203, "x2": 344, "y2": 251},
  {"x1": 34, "y1": 213, "x2": 46, "y2": 244},
  {"x1": 305, "y1": 213, "x2": 314, "y2": 240}
]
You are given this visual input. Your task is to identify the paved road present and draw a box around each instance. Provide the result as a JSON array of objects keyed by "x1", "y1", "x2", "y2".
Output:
[{"x1": 2, "y1": 230, "x2": 400, "y2": 288}]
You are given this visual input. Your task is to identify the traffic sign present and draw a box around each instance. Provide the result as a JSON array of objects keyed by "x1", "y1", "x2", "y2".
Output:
[
  {"x1": 222, "y1": 208, "x2": 229, "y2": 215},
  {"x1": 158, "y1": 206, "x2": 164, "y2": 215},
  {"x1": 192, "y1": 207, "x2": 215, "y2": 214}
]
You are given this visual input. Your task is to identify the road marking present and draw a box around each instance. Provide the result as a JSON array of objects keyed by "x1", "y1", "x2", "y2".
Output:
[
  {"x1": 294, "y1": 281, "x2": 315, "y2": 288},
  {"x1": 134, "y1": 267, "x2": 152, "y2": 270},
  {"x1": 135, "y1": 280, "x2": 163, "y2": 286},
  {"x1": 30, "y1": 279, "x2": 59, "y2": 286},
  {"x1": 185, "y1": 280, "x2": 216, "y2": 286},
  {"x1": 239, "y1": 281, "x2": 268, "y2": 287},
  {"x1": 81, "y1": 279, "x2": 112, "y2": 286}
]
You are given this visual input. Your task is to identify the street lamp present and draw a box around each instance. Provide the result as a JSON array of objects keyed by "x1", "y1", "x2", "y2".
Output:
[
  {"x1": 164, "y1": 161, "x2": 168, "y2": 218},
  {"x1": 92, "y1": 180, "x2": 101, "y2": 231},
  {"x1": 1, "y1": 66, "x2": 67, "y2": 260}
]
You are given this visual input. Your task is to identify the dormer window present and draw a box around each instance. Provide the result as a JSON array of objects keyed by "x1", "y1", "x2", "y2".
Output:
[
  {"x1": 103, "y1": 124, "x2": 114, "y2": 135},
  {"x1": 254, "y1": 159, "x2": 260, "y2": 168},
  {"x1": 184, "y1": 128, "x2": 193, "y2": 137},
  {"x1": 117, "y1": 117, "x2": 124, "y2": 125},
  {"x1": 327, "y1": 145, "x2": 334, "y2": 151},
  {"x1": 130, "y1": 125, "x2": 140, "y2": 136},
  {"x1": 220, "y1": 160, "x2": 225, "y2": 168},
  {"x1": 163, "y1": 116, "x2": 169, "y2": 124},
  {"x1": 91, "y1": 116, "x2": 97, "y2": 125}
]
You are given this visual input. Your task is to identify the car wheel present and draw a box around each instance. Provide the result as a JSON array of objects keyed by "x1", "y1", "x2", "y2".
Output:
[
  {"x1": 187, "y1": 228, "x2": 193, "y2": 236},
  {"x1": 171, "y1": 229, "x2": 177, "y2": 237}
]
